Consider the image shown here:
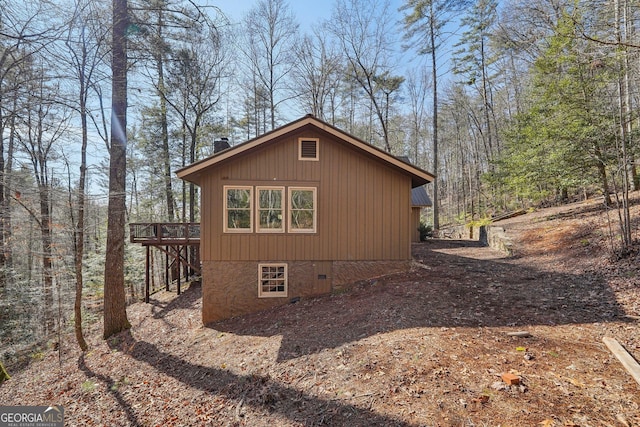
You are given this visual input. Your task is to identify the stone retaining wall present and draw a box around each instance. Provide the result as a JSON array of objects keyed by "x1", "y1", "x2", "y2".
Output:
[
  {"x1": 440, "y1": 225, "x2": 474, "y2": 240},
  {"x1": 479, "y1": 225, "x2": 514, "y2": 255},
  {"x1": 439, "y1": 225, "x2": 513, "y2": 255}
]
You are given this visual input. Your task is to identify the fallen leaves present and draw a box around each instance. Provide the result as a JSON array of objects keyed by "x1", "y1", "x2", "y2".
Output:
[{"x1": 2, "y1": 196, "x2": 640, "y2": 425}]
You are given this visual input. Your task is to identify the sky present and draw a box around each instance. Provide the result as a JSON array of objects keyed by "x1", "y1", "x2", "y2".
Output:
[
  {"x1": 213, "y1": 0, "x2": 334, "y2": 27},
  {"x1": 212, "y1": 0, "x2": 407, "y2": 29},
  {"x1": 209, "y1": 0, "x2": 461, "y2": 76}
]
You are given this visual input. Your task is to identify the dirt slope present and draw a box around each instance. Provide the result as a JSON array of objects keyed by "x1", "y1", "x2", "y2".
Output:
[{"x1": 1, "y1": 195, "x2": 639, "y2": 426}]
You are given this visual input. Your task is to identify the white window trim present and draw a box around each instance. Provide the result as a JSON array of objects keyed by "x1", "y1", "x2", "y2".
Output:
[
  {"x1": 288, "y1": 187, "x2": 317, "y2": 233},
  {"x1": 298, "y1": 137, "x2": 319, "y2": 161},
  {"x1": 223, "y1": 185, "x2": 253, "y2": 233},
  {"x1": 258, "y1": 263, "x2": 288, "y2": 298},
  {"x1": 256, "y1": 186, "x2": 285, "y2": 233}
]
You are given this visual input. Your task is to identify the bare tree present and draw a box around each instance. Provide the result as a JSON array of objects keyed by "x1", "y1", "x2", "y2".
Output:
[
  {"x1": 163, "y1": 19, "x2": 229, "y2": 224},
  {"x1": 453, "y1": 0, "x2": 500, "y2": 163},
  {"x1": 241, "y1": 0, "x2": 299, "y2": 131},
  {"x1": 290, "y1": 29, "x2": 342, "y2": 122},
  {"x1": 63, "y1": 0, "x2": 111, "y2": 351},
  {"x1": 404, "y1": 67, "x2": 431, "y2": 167},
  {"x1": 0, "y1": 0, "x2": 59, "y2": 293},
  {"x1": 327, "y1": 0, "x2": 400, "y2": 152},
  {"x1": 15, "y1": 59, "x2": 70, "y2": 336},
  {"x1": 401, "y1": 0, "x2": 471, "y2": 230},
  {"x1": 140, "y1": 0, "x2": 176, "y2": 221},
  {"x1": 613, "y1": 0, "x2": 633, "y2": 249},
  {"x1": 132, "y1": 0, "x2": 220, "y2": 221}
]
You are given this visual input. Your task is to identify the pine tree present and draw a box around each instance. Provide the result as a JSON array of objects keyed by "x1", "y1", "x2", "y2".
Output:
[
  {"x1": 497, "y1": 9, "x2": 616, "y2": 205},
  {"x1": 104, "y1": 0, "x2": 131, "y2": 340},
  {"x1": 401, "y1": 0, "x2": 472, "y2": 230}
]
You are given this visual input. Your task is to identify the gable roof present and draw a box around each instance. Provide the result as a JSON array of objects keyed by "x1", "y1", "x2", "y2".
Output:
[
  {"x1": 176, "y1": 114, "x2": 435, "y2": 187},
  {"x1": 411, "y1": 186, "x2": 433, "y2": 207}
]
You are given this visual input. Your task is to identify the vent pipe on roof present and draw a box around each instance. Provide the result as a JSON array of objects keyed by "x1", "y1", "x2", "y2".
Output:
[{"x1": 213, "y1": 137, "x2": 230, "y2": 153}]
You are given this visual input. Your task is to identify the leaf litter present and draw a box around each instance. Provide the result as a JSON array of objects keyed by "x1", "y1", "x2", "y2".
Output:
[{"x1": 1, "y1": 194, "x2": 640, "y2": 426}]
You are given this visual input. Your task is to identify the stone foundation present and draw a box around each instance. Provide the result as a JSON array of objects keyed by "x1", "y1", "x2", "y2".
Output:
[{"x1": 201, "y1": 259, "x2": 411, "y2": 324}]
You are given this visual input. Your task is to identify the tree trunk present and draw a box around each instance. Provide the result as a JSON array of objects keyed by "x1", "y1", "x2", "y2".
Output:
[
  {"x1": 4, "y1": 105, "x2": 15, "y2": 276},
  {"x1": 189, "y1": 130, "x2": 197, "y2": 223},
  {"x1": 620, "y1": 0, "x2": 639, "y2": 191},
  {"x1": 38, "y1": 181, "x2": 55, "y2": 336},
  {"x1": 0, "y1": 96, "x2": 16, "y2": 294},
  {"x1": 480, "y1": 36, "x2": 494, "y2": 162},
  {"x1": 74, "y1": 81, "x2": 89, "y2": 351},
  {"x1": 0, "y1": 95, "x2": 5, "y2": 293},
  {"x1": 160, "y1": 89, "x2": 175, "y2": 221},
  {"x1": 613, "y1": 0, "x2": 632, "y2": 248},
  {"x1": 430, "y1": 9, "x2": 439, "y2": 231},
  {"x1": 155, "y1": 10, "x2": 176, "y2": 222},
  {"x1": 104, "y1": 0, "x2": 131, "y2": 340}
]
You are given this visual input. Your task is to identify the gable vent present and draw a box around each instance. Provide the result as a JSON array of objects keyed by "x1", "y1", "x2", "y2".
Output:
[{"x1": 299, "y1": 138, "x2": 319, "y2": 161}]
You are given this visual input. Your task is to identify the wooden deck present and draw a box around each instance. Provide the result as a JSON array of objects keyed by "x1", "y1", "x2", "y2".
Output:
[
  {"x1": 129, "y1": 222, "x2": 200, "y2": 245},
  {"x1": 129, "y1": 222, "x2": 201, "y2": 302}
]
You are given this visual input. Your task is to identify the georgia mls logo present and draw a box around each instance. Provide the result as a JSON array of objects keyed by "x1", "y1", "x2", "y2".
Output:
[{"x1": 0, "y1": 405, "x2": 64, "y2": 427}]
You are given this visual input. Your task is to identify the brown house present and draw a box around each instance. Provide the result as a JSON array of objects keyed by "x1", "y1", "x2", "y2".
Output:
[{"x1": 177, "y1": 115, "x2": 434, "y2": 324}]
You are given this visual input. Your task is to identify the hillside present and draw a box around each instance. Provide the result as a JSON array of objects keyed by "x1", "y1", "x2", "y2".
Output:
[{"x1": 0, "y1": 195, "x2": 639, "y2": 426}]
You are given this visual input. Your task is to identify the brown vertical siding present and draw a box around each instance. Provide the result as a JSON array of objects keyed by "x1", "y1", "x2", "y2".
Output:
[{"x1": 199, "y1": 125, "x2": 412, "y2": 263}]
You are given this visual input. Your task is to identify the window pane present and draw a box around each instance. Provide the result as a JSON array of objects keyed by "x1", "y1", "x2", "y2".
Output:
[
  {"x1": 225, "y1": 187, "x2": 252, "y2": 231},
  {"x1": 290, "y1": 188, "x2": 315, "y2": 232},
  {"x1": 258, "y1": 188, "x2": 283, "y2": 230},
  {"x1": 227, "y1": 189, "x2": 251, "y2": 208},
  {"x1": 228, "y1": 210, "x2": 251, "y2": 229},
  {"x1": 291, "y1": 190, "x2": 313, "y2": 209},
  {"x1": 259, "y1": 264, "x2": 287, "y2": 297},
  {"x1": 259, "y1": 189, "x2": 282, "y2": 209},
  {"x1": 291, "y1": 210, "x2": 313, "y2": 229},
  {"x1": 259, "y1": 211, "x2": 282, "y2": 229}
]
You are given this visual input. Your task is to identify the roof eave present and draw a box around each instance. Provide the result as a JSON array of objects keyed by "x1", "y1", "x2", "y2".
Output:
[{"x1": 306, "y1": 120, "x2": 435, "y2": 186}]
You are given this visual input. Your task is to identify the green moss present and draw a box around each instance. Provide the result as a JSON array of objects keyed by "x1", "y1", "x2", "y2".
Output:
[
  {"x1": 81, "y1": 380, "x2": 96, "y2": 392},
  {"x1": 0, "y1": 360, "x2": 10, "y2": 383},
  {"x1": 467, "y1": 217, "x2": 493, "y2": 229}
]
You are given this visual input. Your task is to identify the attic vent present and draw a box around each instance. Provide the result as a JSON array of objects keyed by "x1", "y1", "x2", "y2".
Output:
[{"x1": 299, "y1": 138, "x2": 319, "y2": 161}]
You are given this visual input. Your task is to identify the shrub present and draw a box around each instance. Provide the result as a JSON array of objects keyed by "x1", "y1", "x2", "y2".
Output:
[{"x1": 418, "y1": 222, "x2": 433, "y2": 241}]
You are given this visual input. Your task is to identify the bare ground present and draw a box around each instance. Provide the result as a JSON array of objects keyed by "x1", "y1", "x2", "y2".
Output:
[{"x1": 1, "y1": 195, "x2": 640, "y2": 426}]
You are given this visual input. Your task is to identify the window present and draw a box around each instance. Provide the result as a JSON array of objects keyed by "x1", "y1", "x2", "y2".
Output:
[
  {"x1": 258, "y1": 263, "x2": 287, "y2": 297},
  {"x1": 224, "y1": 186, "x2": 252, "y2": 232},
  {"x1": 289, "y1": 187, "x2": 316, "y2": 233},
  {"x1": 257, "y1": 187, "x2": 284, "y2": 232},
  {"x1": 299, "y1": 138, "x2": 319, "y2": 161},
  {"x1": 223, "y1": 185, "x2": 317, "y2": 234}
]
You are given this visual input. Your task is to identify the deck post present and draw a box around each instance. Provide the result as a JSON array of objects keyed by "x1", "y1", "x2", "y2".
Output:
[
  {"x1": 145, "y1": 245, "x2": 150, "y2": 303},
  {"x1": 176, "y1": 247, "x2": 181, "y2": 295},
  {"x1": 165, "y1": 246, "x2": 169, "y2": 291},
  {"x1": 185, "y1": 246, "x2": 188, "y2": 278},
  {"x1": 129, "y1": 223, "x2": 200, "y2": 298}
]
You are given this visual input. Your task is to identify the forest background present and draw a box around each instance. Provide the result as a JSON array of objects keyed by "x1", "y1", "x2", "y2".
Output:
[{"x1": 1, "y1": 0, "x2": 638, "y2": 369}]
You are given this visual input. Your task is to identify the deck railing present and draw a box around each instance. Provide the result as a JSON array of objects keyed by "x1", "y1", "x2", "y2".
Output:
[{"x1": 129, "y1": 222, "x2": 200, "y2": 244}]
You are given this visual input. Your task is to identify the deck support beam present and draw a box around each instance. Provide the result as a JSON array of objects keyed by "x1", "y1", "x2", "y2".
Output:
[
  {"x1": 129, "y1": 223, "x2": 201, "y2": 302},
  {"x1": 145, "y1": 245, "x2": 150, "y2": 303}
]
